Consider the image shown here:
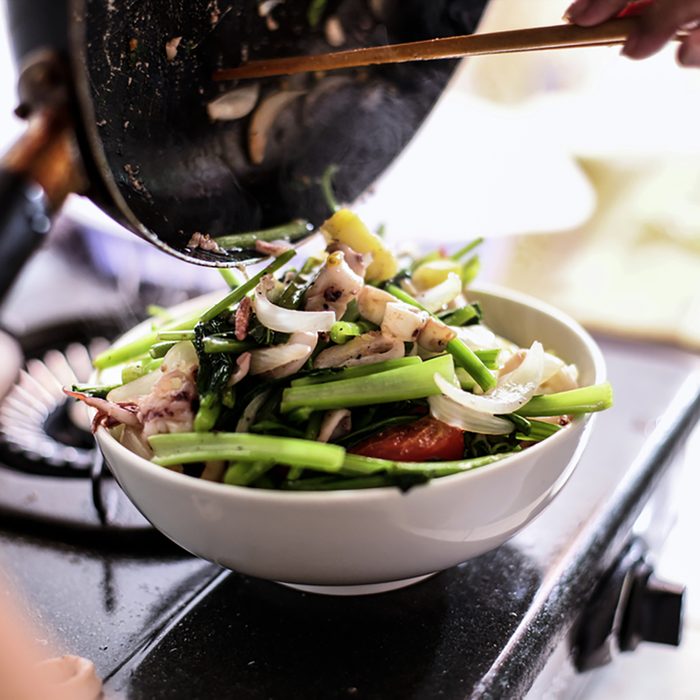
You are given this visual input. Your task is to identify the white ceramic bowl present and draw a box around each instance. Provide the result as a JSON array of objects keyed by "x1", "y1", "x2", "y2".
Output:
[{"x1": 96, "y1": 285, "x2": 605, "y2": 594}]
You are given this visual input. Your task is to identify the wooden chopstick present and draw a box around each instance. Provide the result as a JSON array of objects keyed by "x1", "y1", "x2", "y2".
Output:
[{"x1": 213, "y1": 18, "x2": 661, "y2": 81}]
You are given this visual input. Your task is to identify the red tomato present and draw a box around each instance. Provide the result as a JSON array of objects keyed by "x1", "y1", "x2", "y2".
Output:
[{"x1": 350, "y1": 416, "x2": 465, "y2": 462}]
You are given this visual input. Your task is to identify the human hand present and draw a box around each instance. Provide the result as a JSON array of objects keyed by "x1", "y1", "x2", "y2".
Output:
[{"x1": 565, "y1": 0, "x2": 700, "y2": 66}]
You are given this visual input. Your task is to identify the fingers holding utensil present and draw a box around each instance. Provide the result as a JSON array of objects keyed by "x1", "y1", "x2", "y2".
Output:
[{"x1": 565, "y1": 0, "x2": 700, "y2": 65}]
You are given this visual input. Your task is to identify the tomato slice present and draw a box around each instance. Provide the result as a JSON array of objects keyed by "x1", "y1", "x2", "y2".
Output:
[{"x1": 350, "y1": 416, "x2": 465, "y2": 462}]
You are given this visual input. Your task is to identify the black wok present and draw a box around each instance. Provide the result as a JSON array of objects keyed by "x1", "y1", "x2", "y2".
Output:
[{"x1": 0, "y1": 0, "x2": 488, "y2": 298}]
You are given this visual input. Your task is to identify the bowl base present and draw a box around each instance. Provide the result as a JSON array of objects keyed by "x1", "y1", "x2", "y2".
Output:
[{"x1": 277, "y1": 572, "x2": 436, "y2": 596}]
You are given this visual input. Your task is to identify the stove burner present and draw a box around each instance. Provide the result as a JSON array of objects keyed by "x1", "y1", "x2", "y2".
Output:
[
  {"x1": 0, "y1": 339, "x2": 108, "y2": 475},
  {"x1": 0, "y1": 318, "x2": 167, "y2": 543}
]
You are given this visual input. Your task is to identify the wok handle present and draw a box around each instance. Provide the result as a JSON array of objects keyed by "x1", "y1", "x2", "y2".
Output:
[
  {"x1": 0, "y1": 110, "x2": 83, "y2": 301},
  {"x1": 0, "y1": 168, "x2": 51, "y2": 300}
]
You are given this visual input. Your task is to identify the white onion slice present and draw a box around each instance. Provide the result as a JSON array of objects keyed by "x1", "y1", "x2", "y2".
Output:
[
  {"x1": 251, "y1": 332, "x2": 317, "y2": 380},
  {"x1": 161, "y1": 340, "x2": 199, "y2": 372},
  {"x1": 252, "y1": 284, "x2": 335, "y2": 333},
  {"x1": 207, "y1": 84, "x2": 260, "y2": 121},
  {"x1": 249, "y1": 341, "x2": 311, "y2": 376},
  {"x1": 428, "y1": 395, "x2": 513, "y2": 435},
  {"x1": 433, "y1": 341, "x2": 544, "y2": 416},
  {"x1": 414, "y1": 272, "x2": 462, "y2": 313},
  {"x1": 452, "y1": 324, "x2": 499, "y2": 351},
  {"x1": 317, "y1": 409, "x2": 352, "y2": 443},
  {"x1": 499, "y1": 341, "x2": 544, "y2": 388},
  {"x1": 107, "y1": 371, "x2": 159, "y2": 403},
  {"x1": 249, "y1": 90, "x2": 305, "y2": 165},
  {"x1": 541, "y1": 352, "x2": 565, "y2": 384}
]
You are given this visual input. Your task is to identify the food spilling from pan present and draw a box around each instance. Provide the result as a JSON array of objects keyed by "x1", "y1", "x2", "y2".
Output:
[{"x1": 66, "y1": 209, "x2": 612, "y2": 491}]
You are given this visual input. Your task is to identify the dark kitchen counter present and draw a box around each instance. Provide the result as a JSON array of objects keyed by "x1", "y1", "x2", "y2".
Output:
[{"x1": 2, "y1": 333, "x2": 699, "y2": 700}]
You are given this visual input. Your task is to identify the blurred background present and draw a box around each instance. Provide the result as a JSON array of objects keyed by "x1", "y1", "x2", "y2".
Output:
[{"x1": 0, "y1": 1, "x2": 699, "y2": 697}]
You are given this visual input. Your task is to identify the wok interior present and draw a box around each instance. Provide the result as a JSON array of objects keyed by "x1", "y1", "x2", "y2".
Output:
[{"x1": 74, "y1": 0, "x2": 488, "y2": 262}]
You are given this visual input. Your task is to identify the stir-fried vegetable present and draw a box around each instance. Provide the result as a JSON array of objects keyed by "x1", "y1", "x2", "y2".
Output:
[{"x1": 69, "y1": 208, "x2": 613, "y2": 492}]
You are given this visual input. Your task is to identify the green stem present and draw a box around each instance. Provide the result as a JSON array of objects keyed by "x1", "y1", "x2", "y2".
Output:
[
  {"x1": 282, "y1": 475, "x2": 397, "y2": 491},
  {"x1": 149, "y1": 341, "x2": 177, "y2": 359},
  {"x1": 200, "y1": 250, "x2": 296, "y2": 323},
  {"x1": 214, "y1": 221, "x2": 312, "y2": 250},
  {"x1": 121, "y1": 357, "x2": 163, "y2": 384},
  {"x1": 385, "y1": 284, "x2": 495, "y2": 392},
  {"x1": 157, "y1": 330, "x2": 196, "y2": 342},
  {"x1": 517, "y1": 419, "x2": 562, "y2": 442},
  {"x1": 194, "y1": 394, "x2": 221, "y2": 432},
  {"x1": 203, "y1": 337, "x2": 255, "y2": 354},
  {"x1": 307, "y1": 0, "x2": 329, "y2": 28},
  {"x1": 440, "y1": 305, "x2": 480, "y2": 327},
  {"x1": 276, "y1": 269, "x2": 316, "y2": 310},
  {"x1": 218, "y1": 268, "x2": 242, "y2": 289},
  {"x1": 446, "y1": 340, "x2": 495, "y2": 391},
  {"x1": 70, "y1": 383, "x2": 121, "y2": 399},
  {"x1": 341, "y1": 452, "x2": 513, "y2": 478},
  {"x1": 320, "y1": 164, "x2": 340, "y2": 213},
  {"x1": 450, "y1": 237, "x2": 484, "y2": 261},
  {"x1": 224, "y1": 461, "x2": 275, "y2": 487},
  {"x1": 149, "y1": 432, "x2": 346, "y2": 472},
  {"x1": 93, "y1": 309, "x2": 203, "y2": 369},
  {"x1": 516, "y1": 383, "x2": 613, "y2": 417},
  {"x1": 281, "y1": 354, "x2": 455, "y2": 413},
  {"x1": 291, "y1": 356, "x2": 422, "y2": 388},
  {"x1": 474, "y1": 348, "x2": 500, "y2": 370},
  {"x1": 329, "y1": 321, "x2": 363, "y2": 345}
]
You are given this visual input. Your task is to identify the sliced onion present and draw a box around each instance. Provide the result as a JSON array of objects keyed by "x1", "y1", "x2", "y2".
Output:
[
  {"x1": 499, "y1": 341, "x2": 544, "y2": 389},
  {"x1": 540, "y1": 362, "x2": 579, "y2": 394},
  {"x1": 433, "y1": 341, "x2": 544, "y2": 416},
  {"x1": 317, "y1": 409, "x2": 352, "y2": 443},
  {"x1": 249, "y1": 332, "x2": 317, "y2": 377},
  {"x1": 541, "y1": 352, "x2": 565, "y2": 384},
  {"x1": 208, "y1": 85, "x2": 261, "y2": 121},
  {"x1": 228, "y1": 352, "x2": 251, "y2": 386},
  {"x1": 236, "y1": 389, "x2": 271, "y2": 433},
  {"x1": 252, "y1": 284, "x2": 335, "y2": 333},
  {"x1": 452, "y1": 324, "x2": 499, "y2": 351},
  {"x1": 250, "y1": 343, "x2": 309, "y2": 376},
  {"x1": 414, "y1": 272, "x2": 462, "y2": 313},
  {"x1": 120, "y1": 425, "x2": 153, "y2": 460},
  {"x1": 249, "y1": 90, "x2": 305, "y2": 165},
  {"x1": 107, "y1": 371, "x2": 160, "y2": 403},
  {"x1": 428, "y1": 395, "x2": 513, "y2": 435},
  {"x1": 162, "y1": 341, "x2": 199, "y2": 372}
]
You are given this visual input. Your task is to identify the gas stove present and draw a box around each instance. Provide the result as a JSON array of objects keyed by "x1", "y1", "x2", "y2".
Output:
[{"x1": 0, "y1": 224, "x2": 698, "y2": 700}]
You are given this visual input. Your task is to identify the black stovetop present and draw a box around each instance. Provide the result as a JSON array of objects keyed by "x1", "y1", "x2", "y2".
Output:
[{"x1": 1, "y1": 335, "x2": 698, "y2": 700}]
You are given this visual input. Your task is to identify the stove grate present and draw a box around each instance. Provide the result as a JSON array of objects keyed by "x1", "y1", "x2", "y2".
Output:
[{"x1": 0, "y1": 338, "x2": 108, "y2": 476}]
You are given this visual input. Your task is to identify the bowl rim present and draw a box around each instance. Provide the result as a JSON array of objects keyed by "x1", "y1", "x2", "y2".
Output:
[{"x1": 96, "y1": 282, "x2": 606, "y2": 503}]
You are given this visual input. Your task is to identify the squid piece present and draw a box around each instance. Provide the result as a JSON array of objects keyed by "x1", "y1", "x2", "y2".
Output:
[
  {"x1": 314, "y1": 331, "x2": 404, "y2": 369},
  {"x1": 137, "y1": 368, "x2": 198, "y2": 438},
  {"x1": 326, "y1": 241, "x2": 370, "y2": 277},
  {"x1": 63, "y1": 390, "x2": 141, "y2": 432},
  {"x1": 357, "y1": 285, "x2": 395, "y2": 325},
  {"x1": 305, "y1": 251, "x2": 365, "y2": 320},
  {"x1": 417, "y1": 317, "x2": 456, "y2": 353}
]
